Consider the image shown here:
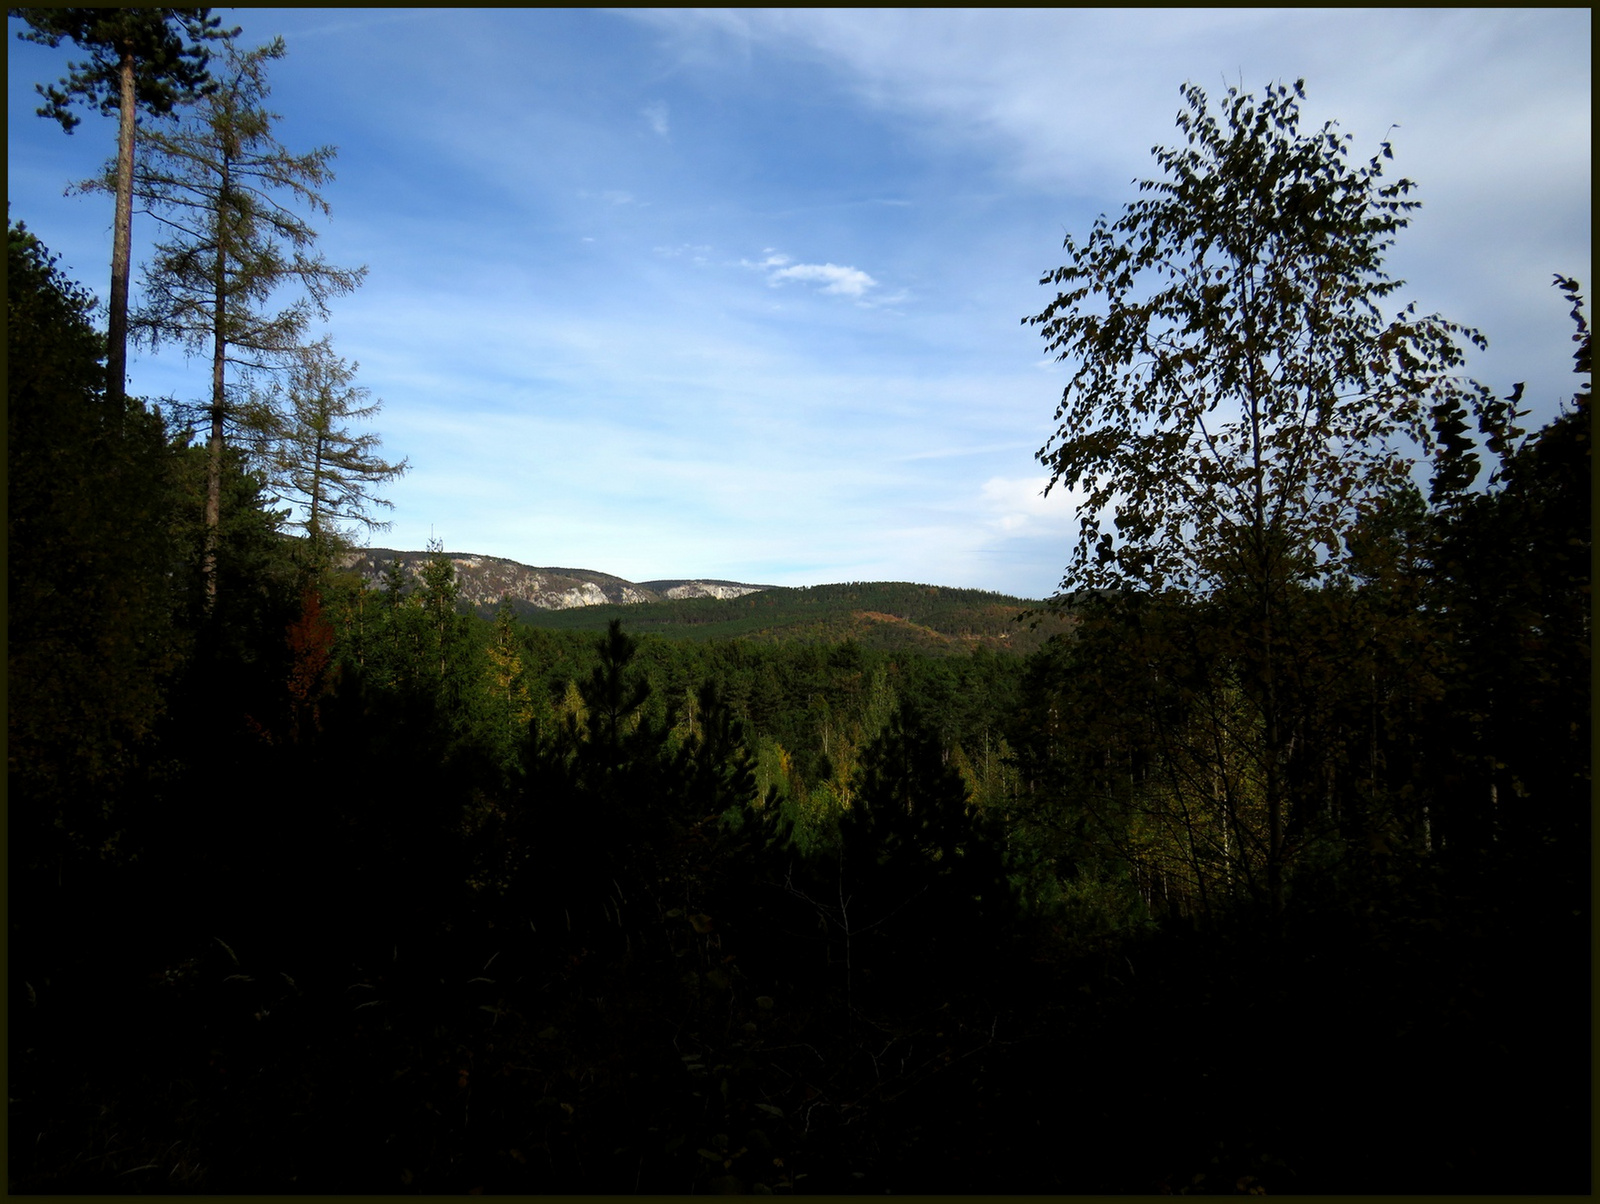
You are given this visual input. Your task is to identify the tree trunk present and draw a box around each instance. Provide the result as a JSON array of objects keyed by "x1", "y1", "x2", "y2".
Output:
[
  {"x1": 1262, "y1": 585, "x2": 1285, "y2": 931},
  {"x1": 308, "y1": 427, "x2": 325, "y2": 552},
  {"x1": 204, "y1": 336, "x2": 224, "y2": 613},
  {"x1": 203, "y1": 160, "x2": 231, "y2": 613},
  {"x1": 109, "y1": 48, "x2": 136, "y2": 417}
]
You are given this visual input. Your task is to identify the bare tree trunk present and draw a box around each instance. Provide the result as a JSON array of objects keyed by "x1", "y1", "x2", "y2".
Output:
[
  {"x1": 204, "y1": 334, "x2": 224, "y2": 613},
  {"x1": 108, "y1": 49, "x2": 136, "y2": 417},
  {"x1": 1264, "y1": 597, "x2": 1284, "y2": 929},
  {"x1": 203, "y1": 160, "x2": 230, "y2": 613}
]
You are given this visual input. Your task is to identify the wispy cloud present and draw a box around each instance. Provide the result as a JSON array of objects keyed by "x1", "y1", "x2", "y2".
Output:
[
  {"x1": 654, "y1": 242, "x2": 712, "y2": 264},
  {"x1": 771, "y1": 261, "x2": 877, "y2": 297},
  {"x1": 745, "y1": 249, "x2": 878, "y2": 298},
  {"x1": 978, "y1": 475, "x2": 1081, "y2": 537},
  {"x1": 10, "y1": 8, "x2": 1584, "y2": 599}
]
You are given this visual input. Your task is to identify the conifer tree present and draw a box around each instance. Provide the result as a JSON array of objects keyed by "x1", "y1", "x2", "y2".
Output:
[
  {"x1": 10, "y1": 7, "x2": 235, "y2": 413},
  {"x1": 97, "y1": 35, "x2": 365, "y2": 609},
  {"x1": 255, "y1": 335, "x2": 409, "y2": 563},
  {"x1": 7, "y1": 219, "x2": 181, "y2": 866}
]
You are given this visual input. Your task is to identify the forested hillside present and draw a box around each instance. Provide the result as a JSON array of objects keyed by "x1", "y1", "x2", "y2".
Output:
[
  {"x1": 513, "y1": 580, "x2": 1073, "y2": 655},
  {"x1": 8, "y1": 48, "x2": 1589, "y2": 1196}
]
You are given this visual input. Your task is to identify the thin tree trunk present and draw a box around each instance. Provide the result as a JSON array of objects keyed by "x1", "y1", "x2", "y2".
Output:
[
  {"x1": 1264, "y1": 592, "x2": 1284, "y2": 929},
  {"x1": 204, "y1": 330, "x2": 224, "y2": 612},
  {"x1": 204, "y1": 159, "x2": 231, "y2": 613},
  {"x1": 109, "y1": 48, "x2": 136, "y2": 417},
  {"x1": 308, "y1": 428, "x2": 325, "y2": 548}
]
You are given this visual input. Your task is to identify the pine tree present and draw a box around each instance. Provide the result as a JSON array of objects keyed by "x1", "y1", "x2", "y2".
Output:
[{"x1": 10, "y1": 7, "x2": 235, "y2": 413}]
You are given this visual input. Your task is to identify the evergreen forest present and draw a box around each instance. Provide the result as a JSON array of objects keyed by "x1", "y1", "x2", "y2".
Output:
[{"x1": 8, "y1": 29, "x2": 1591, "y2": 1195}]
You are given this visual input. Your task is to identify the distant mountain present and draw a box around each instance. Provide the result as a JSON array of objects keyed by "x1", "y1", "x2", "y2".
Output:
[
  {"x1": 336, "y1": 548, "x2": 774, "y2": 613},
  {"x1": 335, "y1": 549, "x2": 1067, "y2": 654}
]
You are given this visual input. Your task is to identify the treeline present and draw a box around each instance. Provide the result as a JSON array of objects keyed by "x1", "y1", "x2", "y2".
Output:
[{"x1": 510, "y1": 579, "x2": 1071, "y2": 655}]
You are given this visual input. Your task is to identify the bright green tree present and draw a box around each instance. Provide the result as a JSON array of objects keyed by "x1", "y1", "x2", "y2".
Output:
[
  {"x1": 10, "y1": 7, "x2": 235, "y2": 412},
  {"x1": 1024, "y1": 79, "x2": 1507, "y2": 920}
]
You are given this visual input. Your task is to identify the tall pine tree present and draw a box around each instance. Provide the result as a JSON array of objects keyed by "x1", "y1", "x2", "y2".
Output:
[{"x1": 10, "y1": 7, "x2": 235, "y2": 412}]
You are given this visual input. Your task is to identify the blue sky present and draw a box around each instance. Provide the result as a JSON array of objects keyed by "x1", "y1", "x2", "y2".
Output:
[{"x1": 8, "y1": 8, "x2": 1591, "y2": 597}]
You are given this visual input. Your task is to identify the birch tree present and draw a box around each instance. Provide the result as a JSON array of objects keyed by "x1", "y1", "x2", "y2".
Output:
[{"x1": 1024, "y1": 79, "x2": 1507, "y2": 921}]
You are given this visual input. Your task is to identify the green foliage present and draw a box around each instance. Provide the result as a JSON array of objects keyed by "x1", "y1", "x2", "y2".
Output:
[
  {"x1": 7, "y1": 219, "x2": 183, "y2": 865},
  {"x1": 252, "y1": 334, "x2": 409, "y2": 559},
  {"x1": 11, "y1": 7, "x2": 232, "y2": 131},
  {"x1": 1413, "y1": 276, "x2": 1591, "y2": 864},
  {"x1": 1025, "y1": 78, "x2": 1496, "y2": 598},
  {"x1": 515, "y1": 580, "x2": 1068, "y2": 654}
]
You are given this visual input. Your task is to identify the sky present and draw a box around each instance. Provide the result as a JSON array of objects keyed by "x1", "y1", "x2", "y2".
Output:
[{"x1": 8, "y1": 8, "x2": 1591, "y2": 598}]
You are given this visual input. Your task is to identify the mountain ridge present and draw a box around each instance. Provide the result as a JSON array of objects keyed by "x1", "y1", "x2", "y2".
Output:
[
  {"x1": 336, "y1": 547, "x2": 778, "y2": 612},
  {"x1": 334, "y1": 547, "x2": 1066, "y2": 654}
]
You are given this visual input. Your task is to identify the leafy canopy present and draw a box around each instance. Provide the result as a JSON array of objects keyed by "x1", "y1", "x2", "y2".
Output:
[{"x1": 1025, "y1": 79, "x2": 1501, "y2": 598}]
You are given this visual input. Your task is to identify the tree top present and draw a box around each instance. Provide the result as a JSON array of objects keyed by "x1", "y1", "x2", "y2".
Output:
[{"x1": 11, "y1": 7, "x2": 239, "y2": 131}]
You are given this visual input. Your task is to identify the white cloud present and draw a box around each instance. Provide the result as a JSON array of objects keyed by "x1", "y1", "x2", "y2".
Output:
[
  {"x1": 641, "y1": 100, "x2": 670, "y2": 136},
  {"x1": 737, "y1": 249, "x2": 879, "y2": 298},
  {"x1": 979, "y1": 475, "x2": 1085, "y2": 537},
  {"x1": 577, "y1": 188, "x2": 638, "y2": 207},
  {"x1": 770, "y1": 261, "x2": 877, "y2": 297}
]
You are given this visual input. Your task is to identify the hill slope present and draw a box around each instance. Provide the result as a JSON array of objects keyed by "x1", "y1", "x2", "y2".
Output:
[
  {"x1": 512, "y1": 580, "x2": 1069, "y2": 655},
  {"x1": 335, "y1": 549, "x2": 1065, "y2": 655}
]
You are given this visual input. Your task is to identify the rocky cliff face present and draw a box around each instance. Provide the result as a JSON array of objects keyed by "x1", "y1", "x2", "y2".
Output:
[
  {"x1": 336, "y1": 548, "x2": 772, "y2": 612},
  {"x1": 643, "y1": 580, "x2": 768, "y2": 602}
]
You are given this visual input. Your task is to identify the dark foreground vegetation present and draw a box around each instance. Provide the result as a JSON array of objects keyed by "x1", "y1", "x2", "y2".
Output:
[{"x1": 9, "y1": 215, "x2": 1592, "y2": 1193}]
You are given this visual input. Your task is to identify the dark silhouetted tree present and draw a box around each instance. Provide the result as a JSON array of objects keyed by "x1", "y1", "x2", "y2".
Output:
[
  {"x1": 1024, "y1": 79, "x2": 1505, "y2": 921},
  {"x1": 7, "y1": 218, "x2": 181, "y2": 869}
]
